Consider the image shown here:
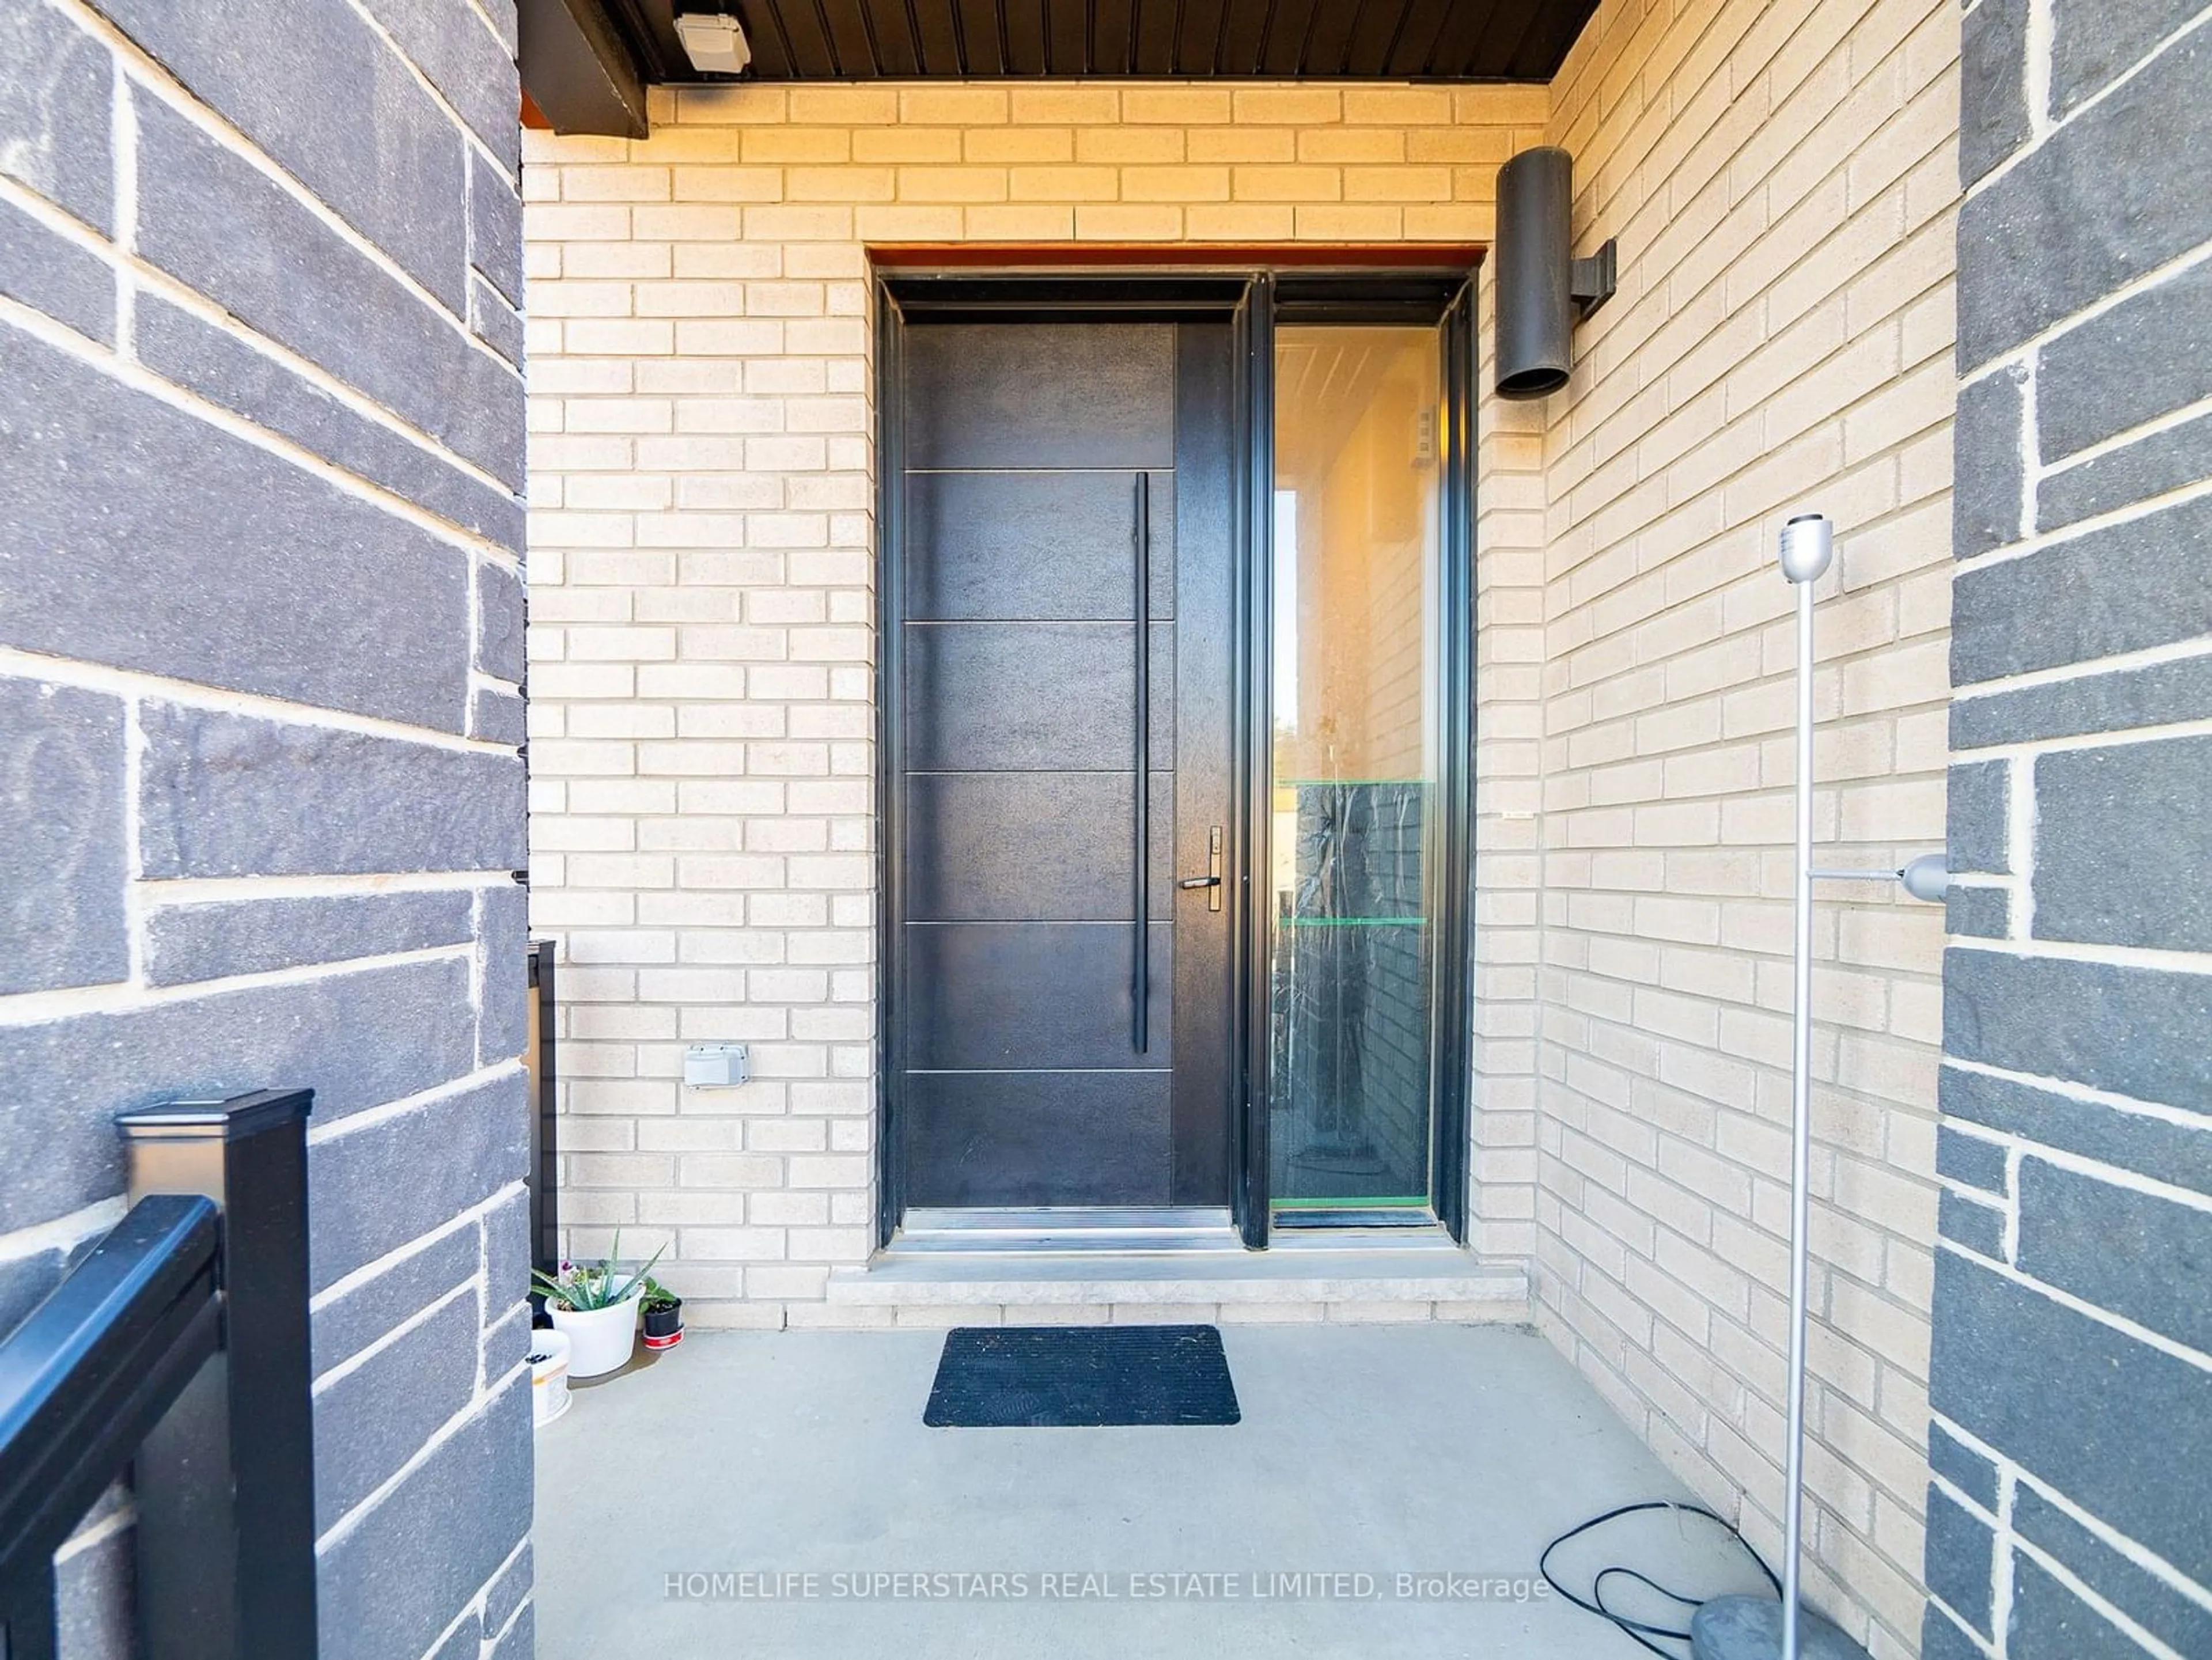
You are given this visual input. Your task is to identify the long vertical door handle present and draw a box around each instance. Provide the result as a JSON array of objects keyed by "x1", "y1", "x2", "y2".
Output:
[{"x1": 1131, "y1": 472, "x2": 1150, "y2": 1054}]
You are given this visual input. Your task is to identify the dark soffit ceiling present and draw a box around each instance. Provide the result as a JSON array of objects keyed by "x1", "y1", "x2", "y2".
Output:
[{"x1": 604, "y1": 0, "x2": 1603, "y2": 82}]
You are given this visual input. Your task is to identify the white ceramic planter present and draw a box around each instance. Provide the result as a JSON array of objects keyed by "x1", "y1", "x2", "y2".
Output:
[
  {"x1": 549, "y1": 1295, "x2": 638, "y2": 1379},
  {"x1": 528, "y1": 1327, "x2": 573, "y2": 1426}
]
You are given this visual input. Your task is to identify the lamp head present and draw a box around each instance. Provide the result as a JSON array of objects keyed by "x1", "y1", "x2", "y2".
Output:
[
  {"x1": 1900, "y1": 854, "x2": 1950, "y2": 904},
  {"x1": 1778, "y1": 513, "x2": 1834, "y2": 585}
]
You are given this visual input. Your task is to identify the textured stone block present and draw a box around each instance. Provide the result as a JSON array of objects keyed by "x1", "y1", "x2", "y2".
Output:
[
  {"x1": 482, "y1": 1187, "x2": 533, "y2": 1318},
  {"x1": 314, "y1": 1222, "x2": 479, "y2": 1375},
  {"x1": 1937, "y1": 1189, "x2": 2006, "y2": 1260},
  {"x1": 1930, "y1": 1252, "x2": 2211, "y2": 1575},
  {"x1": 425, "y1": 1612, "x2": 480, "y2": 1660},
  {"x1": 0, "y1": 680, "x2": 128, "y2": 995},
  {"x1": 1946, "y1": 761, "x2": 2009, "y2": 874},
  {"x1": 1957, "y1": 26, "x2": 2212, "y2": 368},
  {"x1": 1950, "y1": 654, "x2": 2212, "y2": 750},
  {"x1": 1945, "y1": 885, "x2": 2009, "y2": 940},
  {"x1": 134, "y1": 91, "x2": 523, "y2": 490},
  {"x1": 472, "y1": 687, "x2": 528, "y2": 746},
  {"x1": 313, "y1": 1293, "x2": 480, "y2": 1530},
  {"x1": 1918, "y1": 1606, "x2": 1988, "y2": 1660},
  {"x1": 477, "y1": 881, "x2": 533, "y2": 1066},
  {"x1": 2039, "y1": 256, "x2": 2212, "y2": 464},
  {"x1": 359, "y1": 0, "x2": 521, "y2": 172},
  {"x1": 1944, "y1": 948, "x2": 2212, "y2": 1108},
  {"x1": 1922, "y1": 1485, "x2": 1996, "y2": 1636},
  {"x1": 1936, "y1": 1125, "x2": 2009, "y2": 1195},
  {"x1": 2014, "y1": 1484, "x2": 2212, "y2": 1658},
  {"x1": 483, "y1": 1542, "x2": 531, "y2": 1636},
  {"x1": 468, "y1": 149, "x2": 525, "y2": 306},
  {"x1": 479, "y1": 1299, "x2": 532, "y2": 1384},
  {"x1": 1952, "y1": 362, "x2": 2027, "y2": 558},
  {"x1": 486, "y1": 1603, "x2": 532, "y2": 1660},
  {"x1": 472, "y1": 274, "x2": 524, "y2": 367},
  {"x1": 0, "y1": 0, "x2": 111, "y2": 229},
  {"x1": 2040, "y1": 408, "x2": 2212, "y2": 533},
  {"x1": 90, "y1": 0, "x2": 467, "y2": 311},
  {"x1": 481, "y1": 0, "x2": 518, "y2": 53},
  {"x1": 0, "y1": 1250, "x2": 64, "y2": 1341},
  {"x1": 139, "y1": 705, "x2": 525, "y2": 878},
  {"x1": 315, "y1": 1381, "x2": 532, "y2": 1660},
  {"x1": 52, "y1": 1514, "x2": 134, "y2": 1660},
  {"x1": 308, "y1": 1072, "x2": 529, "y2": 1293},
  {"x1": 2016, "y1": 1157, "x2": 2211, "y2": 1355},
  {"x1": 478, "y1": 560, "x2": 528, "y2": 681},
  {"x1": 1959, "y1": 0, "x2": 2031, "y2": 189},
  {"x1": 2050, "y1": 0, "x2": 2203, "y2": 115},
  {"x1": 2006, "y1": 1551, "x2": 2145, "y2": 1659},
  {"x1": 1942, "y1": 1062, "x2": 2212, "y2": 1200},
  {"x1": 1929, "y1": 1420, "x2": 2000, "y2": 1510},
  {"x1": 146, "y1": 889, "x2": 475, "y2": 988},
  {"x1": 0, "y1": 325, "x2": 469, "y2": 730},
  {"x1": 0, "y1": 957, "x2": 475, "y2": 1232},
  {"x1": 0, "y1": 196, "x2": 113, "y2": 343},
  {"x1": 135, "y1": 297, "x2": 523, "y2": 551},
  {"x1": 1952, "y1": 495, "x2": 2212, "y2": 685},
  {"x1": 2035, "y1": 736, "x2": 2212, "y2": 951}
]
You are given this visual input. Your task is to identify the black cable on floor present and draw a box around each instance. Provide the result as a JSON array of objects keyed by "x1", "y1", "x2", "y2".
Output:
[{"x1": 1538, "y1": 1500, "x2": 1783, "y2": 1658}]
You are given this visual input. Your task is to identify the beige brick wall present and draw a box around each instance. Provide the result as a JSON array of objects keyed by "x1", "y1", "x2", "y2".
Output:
[
  {"x1": 1533, "y1": 0, "x2": 1958, "y2": 1654},
  {"x1": 521, "y1": 81, "x2": 1553, "y2": 1329},
  {"x1": 524, "y1": 16, "x2": 1958, "y2": 1646}
]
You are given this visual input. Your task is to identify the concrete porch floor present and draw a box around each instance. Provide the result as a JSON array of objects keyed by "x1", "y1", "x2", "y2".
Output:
[{"x1": 534, "y1": 1324, "x2": 1776, "y2": 1658}]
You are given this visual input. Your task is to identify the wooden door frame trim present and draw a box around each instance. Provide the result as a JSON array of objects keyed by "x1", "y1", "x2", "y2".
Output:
[{"x1": 869, "y1": 242, "x2": 1486, "y2": 272}]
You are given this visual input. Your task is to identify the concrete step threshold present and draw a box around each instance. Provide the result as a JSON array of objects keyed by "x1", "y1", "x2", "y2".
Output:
[{"x1": 827, "y1": 1208, "x2": 1529, "y2": 1317}]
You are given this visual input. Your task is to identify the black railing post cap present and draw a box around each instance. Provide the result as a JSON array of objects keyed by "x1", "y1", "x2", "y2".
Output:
[{"x1": 116, "y1": 1089, "x2": 315, "y2": 1140}]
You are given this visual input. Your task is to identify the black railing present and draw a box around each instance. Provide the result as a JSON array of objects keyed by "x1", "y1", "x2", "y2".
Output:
[{"x1": 0, "y1": 1089, "x2": 317, "y2": 1660}]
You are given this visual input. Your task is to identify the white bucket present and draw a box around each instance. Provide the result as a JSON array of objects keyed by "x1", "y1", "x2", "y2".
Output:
[{"x1": 529, "y1": 1327, "x2": 573, "y2": 1427}]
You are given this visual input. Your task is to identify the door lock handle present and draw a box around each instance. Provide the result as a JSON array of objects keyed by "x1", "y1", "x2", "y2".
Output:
[{"x1": 1179, "y1": 827, "x2": 1225, "y2": 912}]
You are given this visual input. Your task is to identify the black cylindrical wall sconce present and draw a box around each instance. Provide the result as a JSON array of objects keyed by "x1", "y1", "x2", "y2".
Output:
[{"x1": 1494, "y1": 146, "x2": 1617, "y2": 400}]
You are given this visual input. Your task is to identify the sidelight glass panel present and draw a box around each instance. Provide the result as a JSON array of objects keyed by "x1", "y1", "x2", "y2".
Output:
[{"x1": 1268, "y1": 324, "x2": 1445, "y2": 1213}]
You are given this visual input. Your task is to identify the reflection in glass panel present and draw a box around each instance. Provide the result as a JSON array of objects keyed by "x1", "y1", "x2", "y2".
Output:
[{"x1": 1269, "y1": 324, "x2": 1444, "y2": 1212}]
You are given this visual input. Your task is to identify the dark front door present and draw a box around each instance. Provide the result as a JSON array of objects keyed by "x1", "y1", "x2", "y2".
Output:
[{"x1": 891, "y1": 317, "x2": 1237, "y2": 1212}]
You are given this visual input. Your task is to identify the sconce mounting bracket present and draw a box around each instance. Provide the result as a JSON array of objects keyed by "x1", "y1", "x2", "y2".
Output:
[{"x1": 1571, "y1": 239, "x2": 1619, "y2": 320}]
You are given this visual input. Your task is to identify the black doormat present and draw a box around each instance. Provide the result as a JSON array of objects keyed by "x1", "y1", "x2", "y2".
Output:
[{"x1": 923, "y1": 1324, "x2": 1241, "y2": 1427}]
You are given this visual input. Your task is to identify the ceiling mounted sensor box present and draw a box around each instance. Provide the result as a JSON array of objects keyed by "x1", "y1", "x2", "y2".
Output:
[
  {"x1": 1494, "y1": 146, "x2": 1617, "y2": 400},
  {"x1": 674, "y1": 11, "x2": 751, "y2": 74}
]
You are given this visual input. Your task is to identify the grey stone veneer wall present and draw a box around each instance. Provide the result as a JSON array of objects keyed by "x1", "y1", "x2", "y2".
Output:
[
  {"x1": 0, "y1": 2, "x2": 531, "y2": 1656},
  {"x1": 1929, "y1": 2, "x2": 2212, "y2": 1655}
]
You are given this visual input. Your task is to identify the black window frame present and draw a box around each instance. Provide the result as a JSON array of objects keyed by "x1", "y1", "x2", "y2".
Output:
[{"x1": 873, "y1": 261, "x2": 1480, "y2": 1249}]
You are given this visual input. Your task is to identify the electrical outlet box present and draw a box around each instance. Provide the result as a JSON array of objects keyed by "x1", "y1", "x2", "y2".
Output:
[{"x1": 683, "y1": 1044, "x2": 751, "y2": 1088}]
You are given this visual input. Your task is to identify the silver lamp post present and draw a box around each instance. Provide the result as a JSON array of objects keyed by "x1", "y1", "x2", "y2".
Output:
[{"x1": 1691, "y1": 514, "x2": 1943, "y2": 1660}]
